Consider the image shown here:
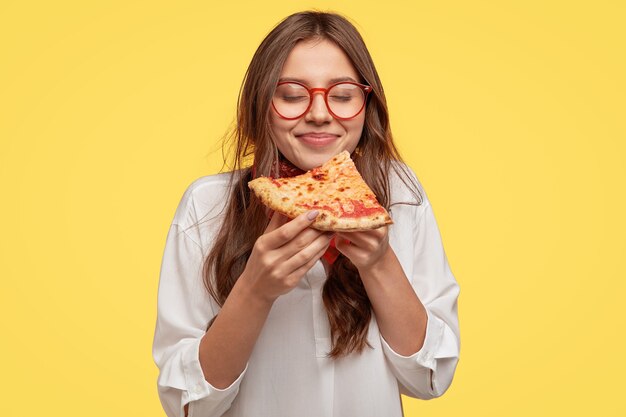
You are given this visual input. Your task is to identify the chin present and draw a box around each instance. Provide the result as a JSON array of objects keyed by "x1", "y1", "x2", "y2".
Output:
[
  {"x1": 282, "y1": 139, "x2": 355, "y2": 170},
  {"x1": 298, "y1": 152, "x2": 338, "y2": 170}
]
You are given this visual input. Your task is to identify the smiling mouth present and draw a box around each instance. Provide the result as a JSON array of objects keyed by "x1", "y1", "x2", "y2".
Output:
[{"x1": 296, "y1": 133, "x2": 340, "y2": 146}]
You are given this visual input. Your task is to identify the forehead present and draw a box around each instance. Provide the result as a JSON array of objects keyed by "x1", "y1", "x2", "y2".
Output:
[{"x1": 279, "y1": 38, "x2": 360, "y2": 85}]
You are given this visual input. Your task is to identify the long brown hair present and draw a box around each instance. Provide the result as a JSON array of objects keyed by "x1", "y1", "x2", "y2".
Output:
[{"x1": 192, "y1": 10, "x2": 422, "y2": 358}]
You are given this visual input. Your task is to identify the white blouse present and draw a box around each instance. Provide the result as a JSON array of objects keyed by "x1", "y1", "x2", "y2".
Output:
[{"x1": 152, "y1": 164, "x2": 461, "y2": 417}]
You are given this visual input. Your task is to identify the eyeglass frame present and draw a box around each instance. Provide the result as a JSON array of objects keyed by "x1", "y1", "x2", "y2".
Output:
[{"x1": 271, "y1": 80, "x2": 373, "y2": 120}]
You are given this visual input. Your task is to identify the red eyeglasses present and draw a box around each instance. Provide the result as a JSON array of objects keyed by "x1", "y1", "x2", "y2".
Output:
[{"x1": 272, "y1": 81, "x2": 372, "y2": 120}]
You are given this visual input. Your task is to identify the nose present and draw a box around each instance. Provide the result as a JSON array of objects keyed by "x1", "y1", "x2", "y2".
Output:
[{"x1": 304, "y1": 91, "x2": 333, "y2": 123}]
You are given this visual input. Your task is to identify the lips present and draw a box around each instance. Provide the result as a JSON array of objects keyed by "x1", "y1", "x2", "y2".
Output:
[{"x1": 296, "y1": 132, "x2": 340, "y2": 146}]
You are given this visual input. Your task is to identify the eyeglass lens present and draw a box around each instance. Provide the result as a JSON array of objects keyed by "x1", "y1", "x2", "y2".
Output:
[{"x1": 273, "y1": 83, "x2": 366, "y2": 119}]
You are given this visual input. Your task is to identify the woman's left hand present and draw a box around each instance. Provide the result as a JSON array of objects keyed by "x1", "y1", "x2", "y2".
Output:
[{"x1": 334, "y1": 226, "x2": 391, "y2": 271}]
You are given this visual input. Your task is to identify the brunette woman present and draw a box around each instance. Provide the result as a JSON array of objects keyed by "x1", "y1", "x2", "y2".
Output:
[{"x1": 153, "y1": 10, "x2": 460, "y2": 417}]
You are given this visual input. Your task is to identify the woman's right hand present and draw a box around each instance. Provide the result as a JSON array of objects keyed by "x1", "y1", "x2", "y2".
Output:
[{"x1": 240, "y1": 210, "x2": 333, "y2": 303}]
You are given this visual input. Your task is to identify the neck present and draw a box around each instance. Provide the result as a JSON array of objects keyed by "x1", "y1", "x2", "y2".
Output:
[{"x1": 276, "y1": 155, "x2": 306, "y2": 178}]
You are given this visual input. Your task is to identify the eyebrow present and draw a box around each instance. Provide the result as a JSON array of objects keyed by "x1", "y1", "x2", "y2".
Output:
[{"x1": 278, "y1": 76, "x2": 358, "y2": 84}]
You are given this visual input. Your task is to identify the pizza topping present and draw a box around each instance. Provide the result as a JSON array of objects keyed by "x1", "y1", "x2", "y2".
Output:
[
  {"x1": 344, "y1": 199, "x2": 386, "y2": 217},
  {"x1": 311, "y1": 168, "x2": 327, "y2": 181},
  {"x1": 296, "y1": 199, "x2": 385, "y2": 219},
  {"x1": 296, "y1": 202, "x2": 337, "y2": 213}
]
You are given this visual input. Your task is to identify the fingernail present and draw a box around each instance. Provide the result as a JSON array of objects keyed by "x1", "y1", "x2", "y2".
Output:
[{"x1": 306, "y1": 210, "x2": 319, "y2": 220}]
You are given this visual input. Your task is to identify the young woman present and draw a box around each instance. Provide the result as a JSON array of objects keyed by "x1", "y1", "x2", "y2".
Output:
[{"x1": 153, "y1": 10, "x2": 460, "y2": 417}]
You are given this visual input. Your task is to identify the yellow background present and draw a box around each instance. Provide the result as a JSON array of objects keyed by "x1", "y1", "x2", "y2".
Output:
[{"x1": 1, "y1": 0, "x2": 624, "y2": 416}]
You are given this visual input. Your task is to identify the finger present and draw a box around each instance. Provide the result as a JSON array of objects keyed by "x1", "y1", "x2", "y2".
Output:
[
  {"x1": 264, "y1": 210, "x2": 320, "y2": 249},
  {"x1": 312, "y1": 235, "x2": 334, "y2": 259},
  {"x1": 290, "y1": 236, "x2": 332, "y2": 280},
  {"x1": 334, "y1": 234, "x2": 356, "y2": 257},
  {"x1": 264, "y1": 210, "x2": 289, "y2": 234},
  {"x1": 271, "y1": 228, "x2": 330, "y2": 266},
  {"x1": 336, "y1": 228, "x2": 384, "y2": 247},
  {"x1": 293, "y1": 243, "x2": 330, "y2": 277},
  {"x1": 335, "y1": 232, "x2": 354, "y2": 247},
  {"x1": 281, "y1": 231, "x2": 332, "y2": 273}
]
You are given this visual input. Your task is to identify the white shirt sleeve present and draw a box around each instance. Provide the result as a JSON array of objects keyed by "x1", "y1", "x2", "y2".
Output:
[
  {"x1": 380, "y1": 199, "x2": 461, "y2": 400},
  {"x1": 152, "y1": 222, "x2": 248, "y2": 417}
]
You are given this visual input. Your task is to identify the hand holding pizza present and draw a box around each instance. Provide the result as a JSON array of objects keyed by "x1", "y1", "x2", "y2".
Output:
[
  {"x1": 248, "y1": 150, "x2": 398, "y2": 275},
  {"x1": 239, "y1": 210, "x2": 333, "y2": 304},
  {"x1": 334, "y1": 226, "x2": 391, "y2": 271}
]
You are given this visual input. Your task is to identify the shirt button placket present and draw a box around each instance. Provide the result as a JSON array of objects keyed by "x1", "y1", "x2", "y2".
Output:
[{"x1": 308, "y1": 261, "x2": 331, "y2": 358}]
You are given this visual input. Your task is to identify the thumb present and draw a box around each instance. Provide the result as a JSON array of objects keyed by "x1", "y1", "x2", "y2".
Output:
[{"x1": 333, "y1": 234, "x2": 352, "y2": 253}]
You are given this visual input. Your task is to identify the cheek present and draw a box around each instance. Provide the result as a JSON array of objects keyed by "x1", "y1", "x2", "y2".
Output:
[
  {"x1": 270, "y1": 107, "x2": 300, "y2": 132},
  {"x1": 269, "y1": 114, "x2": 289, "y2": 137},
  {"x1": 346, "y1": 116, "x2": 366, "y2": 139},
  {"x1": 269, "y1": 114, "x2": 300, "y2": 154}
]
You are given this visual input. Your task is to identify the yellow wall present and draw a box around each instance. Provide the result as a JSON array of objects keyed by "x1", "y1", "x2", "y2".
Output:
[{"x1": 1, "y1": 1, "x2": 624, "y2": 415}]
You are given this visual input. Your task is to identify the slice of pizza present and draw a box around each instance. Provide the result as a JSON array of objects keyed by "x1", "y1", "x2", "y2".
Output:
[{"x1": 248, "y1": 150, "x2": 393, "y2": 231}]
